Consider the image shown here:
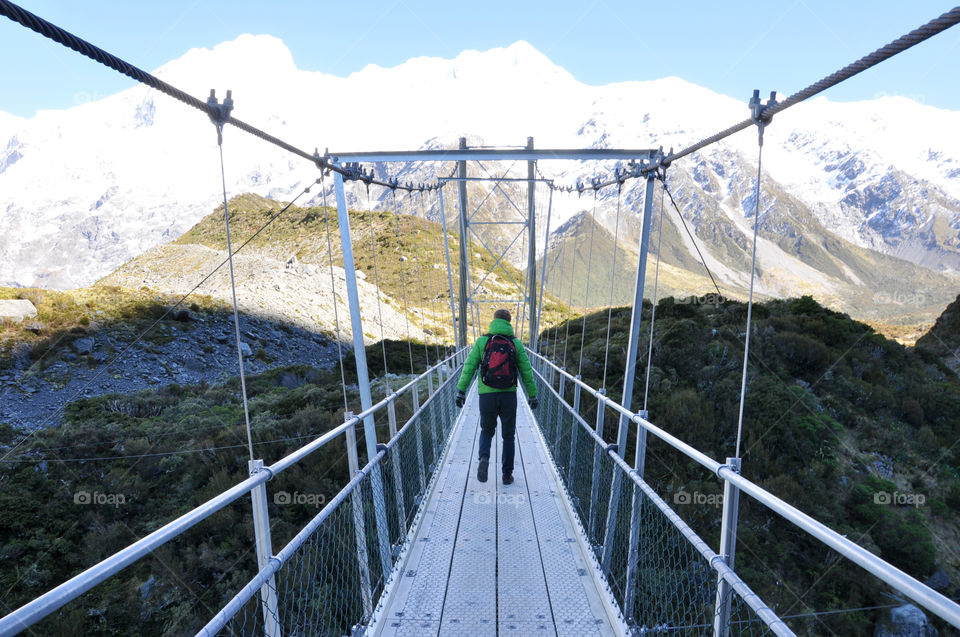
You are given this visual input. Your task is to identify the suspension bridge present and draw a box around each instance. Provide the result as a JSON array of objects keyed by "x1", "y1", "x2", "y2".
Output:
[{"x1": 2, "y1": 1, "x2": 960, "y2": 635}]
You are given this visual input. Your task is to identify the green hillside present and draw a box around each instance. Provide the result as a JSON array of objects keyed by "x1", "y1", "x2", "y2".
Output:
[{"x1": 538, "y1": 295, "x2": 960, "y2": 635}]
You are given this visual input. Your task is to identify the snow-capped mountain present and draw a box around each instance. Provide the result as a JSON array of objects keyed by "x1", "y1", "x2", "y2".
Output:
[{"x1": 1, "y1": 35, "x2": 959, "y2": 323}]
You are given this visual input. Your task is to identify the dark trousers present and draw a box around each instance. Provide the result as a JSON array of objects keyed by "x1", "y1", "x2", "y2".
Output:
[{"x1": 478, "y1": 391, "x2": 517, "y2": 476}]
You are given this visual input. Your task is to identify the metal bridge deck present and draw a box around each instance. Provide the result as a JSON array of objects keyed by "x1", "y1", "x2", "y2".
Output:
[{"x1": 373, "y1": 386, "x2": 624, "y2": 637}]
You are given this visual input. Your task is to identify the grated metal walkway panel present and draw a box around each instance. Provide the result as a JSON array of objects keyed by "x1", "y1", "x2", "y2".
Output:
[{"x1": 374, "y1": 385, "x2": 624, "y2": 637}]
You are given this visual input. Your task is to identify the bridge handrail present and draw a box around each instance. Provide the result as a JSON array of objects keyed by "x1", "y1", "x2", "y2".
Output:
[
  {"x1": 528, "y1": 350, "x2": 960, "y2": 630},
  {"x1": 197, "y1": 366, "x2": 463, "y2": 635},
  {"x1": 0, "y1": 349, "x2": 462, "y2": 636},
  {"x1": 532, "y1": 363, "x2": 794, "y2": 635}
]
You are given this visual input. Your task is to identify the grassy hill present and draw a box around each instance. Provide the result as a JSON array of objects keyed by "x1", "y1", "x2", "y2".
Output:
[{"x1": 151, "y1": 193, "x2": 568, "y2": 340}]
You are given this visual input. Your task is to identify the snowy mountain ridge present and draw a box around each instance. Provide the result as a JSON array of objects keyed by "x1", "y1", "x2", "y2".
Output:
[{"x1": 1, "y1": 35, "x2": 959, "y2": 302}]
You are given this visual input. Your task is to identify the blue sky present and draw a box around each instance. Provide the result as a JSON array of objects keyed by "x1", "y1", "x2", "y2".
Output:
[{"x1": 1, "y1": 0, "x2": 958, "y2": 118}]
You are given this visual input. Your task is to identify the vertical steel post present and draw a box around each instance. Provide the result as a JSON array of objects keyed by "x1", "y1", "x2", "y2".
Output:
[
  {"x1": 623, "y1": 409, "x2": 649, "y2": 620},
  {"x1": 526, "y1": 137, "x2": 538, "y2": 349},
  {"x1": 559, "y1": 368, "x2": 566, "y2": 402},
  {"x1": 457, "y1": 137, "x2": 469, "y2": 348},
  {"x1": 588, "y1": 390, "x2": 606, "y2": 543},
  {"x1": 411, "y1": 383, "x2": 426, "y2": 493},
  {"x1": 387, "y1": 398, "x2": 407, "y2": 530},
  {"x1": 567, "y1": 378, "x2": 582, "y2": 487},
  {"x1": 615, "y1": 167, "x2": 658, "y2": 469},
  {"x1": 438, "y1": 185, "x2": 461, "y2": 347},
  {"x1": 602, "y1": 166, "x2": 658, "y2": 576},
  {"x1": 714, "y1": 457, "x2": 742, "y2": 637},
  {"x1": 248, "y1": 460, "x2": 281, "y2": 637},
  {"x1": 333, "y1": 170, "x2": 393, "y2": 582},
  {"x1": 345, "y1": 413, "x2": 374, "y2": 618}
]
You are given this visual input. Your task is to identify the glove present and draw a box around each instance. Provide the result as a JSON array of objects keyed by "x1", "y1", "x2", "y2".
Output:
[
  {"x1": 529, "y1": 397, "x2": 539, "y2": 410},
  {"x1": 455, "y1": 390, "x2": 466, "y2": 408}
]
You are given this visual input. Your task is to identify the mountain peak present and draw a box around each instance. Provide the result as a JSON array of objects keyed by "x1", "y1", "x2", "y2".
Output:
[{"x1": 449, "y1": 41, "x2": 576, "y2": 85}]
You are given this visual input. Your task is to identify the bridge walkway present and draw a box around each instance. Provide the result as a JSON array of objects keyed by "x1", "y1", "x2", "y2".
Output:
[{"x1": 373, "y1": 385, "x2": 625, "y2": 637}]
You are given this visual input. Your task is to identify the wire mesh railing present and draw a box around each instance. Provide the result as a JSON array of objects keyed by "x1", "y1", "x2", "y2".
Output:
[
  {"x1": 0, "y1": 351, "x2": 464, "y2": 637},
  {"x1": 530, "y1": 354, "x2": 791, "y2": 636},
  {"x1": 199, "y1": 365, "x2": 462, "y2": 636},
  {"x1": 529, "y1": 348, "x2": 960, "y2": 634}
]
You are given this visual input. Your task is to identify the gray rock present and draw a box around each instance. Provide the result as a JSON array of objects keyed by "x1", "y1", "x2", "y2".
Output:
[
  {"x1": 874, "y1": 604, "x2": 938, "y2": 637},
  {"x1": 73, "y1": 337, "x2": 95, "y2": 354},
  {"x1": 870, "y1": 453, "x2": 894, "y2": 480},
  {"x1": 239, "y1": 342, "x2": 253, "y2": 357},
  {"x1": 0, "y1": 299, "x2": 38, "y2": 323},
  {"x1": 924, "y1": 569, "x2": 950, "y2": 591},
  {"x1": 139, "y1": 574, "x2": 156, "y2": 600},
  {"x1": 24, "y1": 321, "x2": 44, "y2": 333}
]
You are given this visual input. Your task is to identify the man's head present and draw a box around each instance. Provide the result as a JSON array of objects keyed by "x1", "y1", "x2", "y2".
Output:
[{"x1": 493, "y1": 308, "x2": 511, "y2": 323}]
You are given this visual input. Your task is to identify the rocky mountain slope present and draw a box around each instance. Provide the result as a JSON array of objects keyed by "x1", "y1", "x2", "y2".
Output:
[{"x1": 0, "y1": 285, "x2": 339, "y2": 431}]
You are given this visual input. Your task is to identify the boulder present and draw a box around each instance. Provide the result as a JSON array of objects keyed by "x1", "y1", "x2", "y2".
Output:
[
  {"x1": 0, "y1": 299, "x2": 38, "y2": 323},
  {"x1": 239, "y1": 342, "x2": 253, "y2": 357},
  {"x1": 875, "y1": 604, "x2": 938, "y2": 637},
  {"x1": 924, "y1": 569, "x2": 950, "y2": 592},
  {"x1": 73, "y1": 337, "x2": 95, "y2": 354}
]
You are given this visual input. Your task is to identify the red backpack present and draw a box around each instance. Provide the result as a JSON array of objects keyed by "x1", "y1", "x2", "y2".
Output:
[{"x1": 480, "y1": 334, "x2": 518, "y2": 389}]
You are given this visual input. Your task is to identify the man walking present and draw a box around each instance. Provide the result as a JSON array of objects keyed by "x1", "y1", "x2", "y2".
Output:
[{"x1": 455, "y1": 309, "x2": 538, "y2": 485}]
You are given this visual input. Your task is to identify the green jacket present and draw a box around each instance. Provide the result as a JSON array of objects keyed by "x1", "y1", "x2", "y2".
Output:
[{"x1": 457, "y1": 318, "x2": 537, "y2": 397}]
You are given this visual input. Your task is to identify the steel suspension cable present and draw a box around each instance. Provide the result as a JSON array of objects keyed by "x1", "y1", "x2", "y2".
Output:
[
  {"x1": 364, "y1": 184, "x2": 392, "y2": 388},
  {"x1": 518, "y1": 193, "x2": 529, "y2": 344},
  {"x1": 662, "y1": 179, "x2": 724, "y2": 299},
  {"x1": 600, "y1": 181, "x2": 623, "y2": 391},
  {"x1": 735, "y1": 125, "x2": 767, "y2": 458},
  {"x1": 535, "y1": 184, "x2": 555, "y2": 356},
  {"x1": 576, "y1": 187, "x2": 599, "y2": 378},
  {"x1": 561, "y1": 207, "x2": 578, "y2": 371},
  {"x1": 392, "y1": 188, "x2": 416, "y2": 375},
  {"x1": 412, "y1": 190, "x2": 435, "y2": 366},
  {"x1": 643, "y1": 177, "x2": 667, "y2": 412},
  {"x1": 654, "y1": 7, "x2": 960, "y2": 171},
  {"x1": 0, "y1": 1, "x2": 438, "y2": 192},
  {"x1": 0, "y1": 181, "x2": 318, "y2": 463},
  {"x1": 549, "y1": 221, "x2": 565, "y2": 364},
  {"x1": 320, "y1": 172, "x2": 351, "y2": 413},
  {"x1": 215, "y1": 130, "x2": 255, "y2": 461}
]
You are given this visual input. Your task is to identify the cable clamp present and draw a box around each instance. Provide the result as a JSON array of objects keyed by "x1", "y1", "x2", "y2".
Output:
[
  {"x1": 749, "y1": 90, "x2": 778, "y2": 146},
  {"x1": 606, "y1": 443, "x2": 618, "y2": 455},
  {"x1": 312, "y1": 148, "x2": 328, "y2": 171},
  {"x1": 206, "y1": 89, "x2": 233, "y2": 144},
  {"x1": 715, "y1": 458, "x2": 741, "y2": 479}
]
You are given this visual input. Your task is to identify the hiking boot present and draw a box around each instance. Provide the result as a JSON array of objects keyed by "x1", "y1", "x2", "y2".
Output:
[
  {"x1": 502, "y1": 474, "x2": 514, "y2": 485},
  {"x1": 477, "y1": 457, "x2": 489, "y2": 483}
]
